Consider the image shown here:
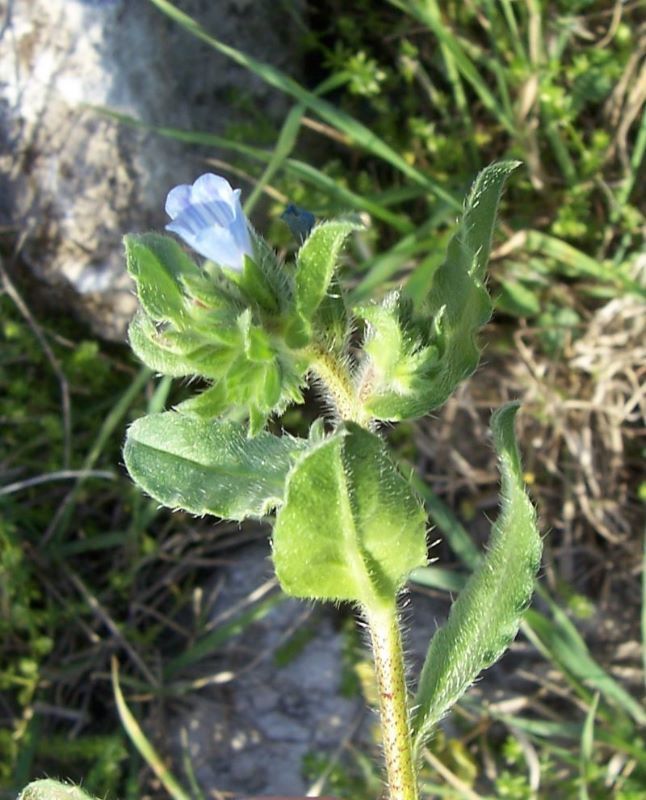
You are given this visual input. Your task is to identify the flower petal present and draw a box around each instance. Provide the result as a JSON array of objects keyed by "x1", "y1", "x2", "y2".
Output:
[
  {"x1": 165, "y1": 184, "x2": 192, "y2": 219},
  {"x1": 191, "y1": 174, "x2": 236, "y2": 206},
  {"x1": 164, "y1": 173, "x2": 252, "y2": 270},
  {"x1": 194, "y1": 226, "x2": 245, "y2": 270}
]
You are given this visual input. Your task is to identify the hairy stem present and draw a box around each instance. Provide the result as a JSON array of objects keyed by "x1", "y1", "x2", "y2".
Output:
[
  {"x1": 364, "y1": 602, "x2": 419, "y2": 800},
  {"x1": 307, "y1": 345, "x2": 373, "y2": 428}
]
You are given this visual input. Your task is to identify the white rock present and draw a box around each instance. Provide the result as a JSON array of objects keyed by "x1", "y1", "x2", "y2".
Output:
[{"x1": 0, "y1": 0, "x2": 302, "y2": 338}]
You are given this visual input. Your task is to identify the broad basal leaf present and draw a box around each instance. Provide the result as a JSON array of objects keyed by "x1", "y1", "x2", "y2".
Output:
[
  {"x1": 124, "y1": 412, "x2": 309, "y2": 520},
  {"x1": 272, "y1": 423, "x2": 427, "y2": 607},
  {"x1": 411, "y1": 403, "x2": 542, "y2": 753}
]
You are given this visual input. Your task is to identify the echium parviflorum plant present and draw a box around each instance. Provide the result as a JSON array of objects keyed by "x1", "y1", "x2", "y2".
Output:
[{"x1": 23, "y1": 164, "x2": 541, "y2": 800}]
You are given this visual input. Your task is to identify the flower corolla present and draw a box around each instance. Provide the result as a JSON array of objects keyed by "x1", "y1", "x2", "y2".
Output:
[{"x1": 165, "y1": 173, "x2": 252, "y2": 271}]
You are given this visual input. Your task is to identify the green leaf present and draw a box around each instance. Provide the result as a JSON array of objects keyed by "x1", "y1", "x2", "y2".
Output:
[
  {"x1": 313, "y1": 275, "x2": 351, "y2": 353},
  {"x1": 147, "y1": 0, "x2": 461, "y2": 211},
  {"x1": 497, "y1": 277, "x2": 541, "y2": 316},
  {"x1": 175, "y1": 383, "x2": 228, "y2": 418},
  {"x1": 357, "y1": 291, "x2": 437, "y2": 398},
  {"x1": 272, "y1": 423, "x2": 427, "y2": 606},
  {"x1": 18, "y1": 781, "x2": 99, "y2": 800},
  {"x1": 524, "y1": 600, "x2": 646, "y2": 726},
  {"x1": 412, "y1": 403, "x2": 542, "y2": 752},
  {"x1": 362, "y1": 161, "x2": 520, "y2": 420},
  {"x1": 125, "y1": 233, "x2": 200, "y2": 325},
  {"x1": 224, "y1": 255, "x2": 279, "y2": 314},
  {"x1": 124, "y1": 412, "x2": 309, "y2": 520},
  {"x1": 128, "y1": 311, "x2": 239, "y2": 381},
  {"x1": 128, "y1": 313, "x2": 193, "y2": 377},
  {"x1": 224, "y1": 233, "x2": 293, "y2": 315},
  {"x1": 294, "y1": 220, "x2": 360, "y2": 322}
]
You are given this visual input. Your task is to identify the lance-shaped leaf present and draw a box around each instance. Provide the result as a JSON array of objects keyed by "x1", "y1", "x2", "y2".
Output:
[
  {"x1": 423, "y1": 161, "x2": 521, "y2": 380},
  {"x1": 272, "y1": 423, "x2": 427, "y2": 606},
  {"x1": 411, "y1": 403, "x2": 542, "y2": 753},
  {"x1": 223, "y1": 232, "x2": 293, "y2": 315},
  {"x1": 124, "y1": 412, "x2": 309, "y2": 520},
  {"x1": 288, "y1": 219, "x2": 361, "y2": 343},
  {"x1": 128, "y1": 311, "x2": 238, "y2": 381},
  {"x1": 296, "y1": 220, "x2": 360, "y2": 317},
  {"x1": 361, "y1": 161, "x2": 520, "y2": 420}
]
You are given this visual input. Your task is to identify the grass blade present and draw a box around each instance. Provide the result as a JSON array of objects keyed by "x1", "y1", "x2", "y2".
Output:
[
  {"x1": 243, "y1": 103, "x2": 305, "y2": 215},
  {"x1": 163, "y1": 592, "x2": 283, "y2": 678},
  {"x1": 579, "y1": 692, "x2": 599, "y2": 800},
  {"x1": 409, "y1": 566, "x2": 468, "y2": 593},
  {"x1": 409, "y1": 471, "x2": 480, "y2": 570},
  {"x1": 523, "y1": 230, "x2": 645, "y2": 296},
  {"x1": 112, "y1": 657, "x2": 191, "y2": 800},
  {"x1": 91, "y1": 105, "x2": 414, "y2": 232},
  {"x1": 389, "y1": 0, "x2": 515, "y2": 134},
  {"x1": 147, "y1": 0, "x2": 461, "y2": 209},
  {"x1": 524, "y1": 599, "x2": 646, "y2": 726}
]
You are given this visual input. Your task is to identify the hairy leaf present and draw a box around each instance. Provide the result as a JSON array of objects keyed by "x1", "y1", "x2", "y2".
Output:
[
  {"x1": 361, "y1": 161, "x2": 520, "y2": 420},
  {"x1": 128, "y1": 312, "x2": 193, "y2": 377},
  {"x1": 124, "y1": 233, "x2": 201, "y2": 325},
  {"x1": 19, "y1": 781, "x2": 98, "y2": 800},
  {"x1": 412, "y1": 403, "x2": 542, "y2": 752},
  {"x1": 272, "y1": 423, "x2": 427, "y2": 606},
  {"x1": 124, "y1": 412, "x2": 308, "y2": 520},
  {"x1": 357, "y1": 291, "x2": 437, "y2": 398},
  {"x1": 293, "y1": 220, "x2": 360, "y2": 338}
]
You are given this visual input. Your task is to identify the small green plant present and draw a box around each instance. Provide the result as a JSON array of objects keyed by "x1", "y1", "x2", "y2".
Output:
[
  {"x1": 32, "y1": 162, "x2": 540, "y2": 800},
  {"x1": 18, "y1": 161, "x2": 541, "y2": 800}
]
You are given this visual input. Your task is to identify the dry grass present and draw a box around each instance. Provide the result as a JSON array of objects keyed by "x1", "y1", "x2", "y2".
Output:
[{"x1": 419, "y1": 285, "x2": 645, "y2": 553}]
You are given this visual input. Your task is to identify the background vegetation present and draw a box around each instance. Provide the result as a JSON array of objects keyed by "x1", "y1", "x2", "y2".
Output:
[{"x1": 2, "y1": 0, "x2": 644, "y2": 797}]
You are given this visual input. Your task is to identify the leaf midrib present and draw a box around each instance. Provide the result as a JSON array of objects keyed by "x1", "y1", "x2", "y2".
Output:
[
  {"x1": 334, "y1": 438, "x2": 381, "y2": 609},
  {"x1": 129, "y1": 438, "x2": 284, "y2": 487}
]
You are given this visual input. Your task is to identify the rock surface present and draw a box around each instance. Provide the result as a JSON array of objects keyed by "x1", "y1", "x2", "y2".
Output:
[
  {"x1": 170, "y1": 543, "x2": 366, "y2": 796},
  {"x1": 168, "y1": 541, "x2": 459, "y2": 797},
  {"x1": 0, "y1": 0, "x2": 302, "y2": 339}
]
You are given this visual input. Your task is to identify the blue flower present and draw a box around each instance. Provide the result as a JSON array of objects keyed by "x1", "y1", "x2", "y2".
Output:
[{"x1": 165, "y1": 174, "x2": 253, "y2": 271}]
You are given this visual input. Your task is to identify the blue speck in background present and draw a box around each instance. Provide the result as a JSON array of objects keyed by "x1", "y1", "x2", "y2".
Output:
[{"x1": 281, "y1": 204, "x2": 316, "y2": 243}]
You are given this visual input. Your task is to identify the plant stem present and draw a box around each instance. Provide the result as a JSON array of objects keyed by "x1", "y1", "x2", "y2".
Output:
[
  {"x1": 307, "y1": 345, "x2": 373, "y2": 428},
  {"x1": 364, "y1": 602, "x2": 419, "y2": 800}
]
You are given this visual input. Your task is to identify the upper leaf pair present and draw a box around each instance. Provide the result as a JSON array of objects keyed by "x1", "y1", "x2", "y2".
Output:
[{"x1": 355, "y1": 161, "x2": 520, "y2": 421}]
